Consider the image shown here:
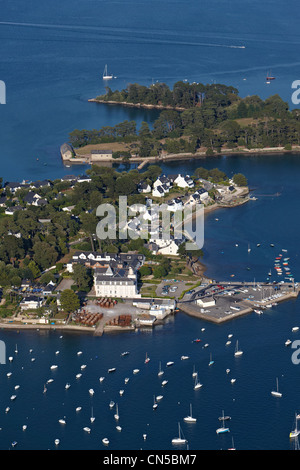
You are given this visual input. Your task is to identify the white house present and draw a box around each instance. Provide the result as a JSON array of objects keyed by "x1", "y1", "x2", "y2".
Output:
[
  {"x1": 188, "y1": 188, "x2": 209, "y2": 205},
  {"x1": 20, "y1": 296, "x2": 44, "y2": 311},
  {"x1": 138, "y1": 182, "x2": 151, "y2": 193},
  {"x1": 174, "y1": 174, "x2": 194, "y2": 189},
  {"x1": 152, "y1": 185, "x2": 165, "y2": 198},
  {"x1": 149, "y1": 236, "x2": 182, "y2": 256},
  {"x1": 153, "y1": 175, "x2": 172, "y2": 189}
]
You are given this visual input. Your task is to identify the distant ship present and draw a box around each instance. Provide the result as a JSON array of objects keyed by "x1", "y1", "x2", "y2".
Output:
[
  {"x1": 103, "y1": 64, "x2": 113, "y2": 80},
  {"x1": 266, "y1": 71, "x2": 276, "y2": 83}
]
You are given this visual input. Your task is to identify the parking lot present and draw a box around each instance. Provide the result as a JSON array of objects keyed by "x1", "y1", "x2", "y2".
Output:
[{"x1": 178, "y1": 281, "x2": 299, "y2": 322}]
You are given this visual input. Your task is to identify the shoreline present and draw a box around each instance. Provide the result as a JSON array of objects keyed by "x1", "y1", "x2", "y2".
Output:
[{"x1": 64, "y1": 147, "x2": 300, "y2": 166}]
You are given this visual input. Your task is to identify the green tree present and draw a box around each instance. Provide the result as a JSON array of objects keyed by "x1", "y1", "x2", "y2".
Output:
[
  {"x1": 72, "y1": 264, "x2": 93, "y2": 292},
  {"x1": 60, "y1": 289, "x2": 80, "y2": 313},
  {"x1": 233, "y1": 173, "x2": 248, "y2": 187}
]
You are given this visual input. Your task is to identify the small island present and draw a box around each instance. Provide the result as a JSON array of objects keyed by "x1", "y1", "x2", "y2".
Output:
[{"x1": 70, "y1": 80, "x2": 300, "y2": 166}]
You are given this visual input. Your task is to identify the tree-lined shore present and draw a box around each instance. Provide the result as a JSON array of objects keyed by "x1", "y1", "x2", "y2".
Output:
[{"x1": 73, "y1": 81, "x2": 300, "y2": 159}]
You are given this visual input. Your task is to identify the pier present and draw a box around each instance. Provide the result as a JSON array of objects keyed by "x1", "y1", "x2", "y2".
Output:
[{"x1": 178, "y1": 281, "x2": 300, "y2": 324}]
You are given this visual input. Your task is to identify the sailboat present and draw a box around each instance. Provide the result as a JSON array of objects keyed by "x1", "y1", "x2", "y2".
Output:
[
  {"x1": 114, "y1": 403, "x2": 120, "y2": 421},
  {"x1": 184, "y1": 404, "x2": 197, "y2": 423},
  {"x1": 103, "y1": 64, "x2": 113, "y2": 80},
  {"x1": 266, "y1": 70, "x2": 276, "y2": 81},
  {"x1": 153, "y1": 396, "x2": 158, "y2": 410},
  {"x1": 90, "y1": 406, "x2": 95, "y2": 423},
  {"x1": 158, "y1": 361, "x2": 164, "y2": 377},
  {"x1": 271, "y1": 377, "x2": 282, "y2": 397},
  {"x1": 290, "y1": 414, "x2": 300, "y2": 438},
  {"x1": 216, "y1": 410, "x2": 230, "y2": 434},
  {"x1": 145, "y1": 352, "x2": 150, "y2": 364},
  {"x1": 193, "y1": 372, "x2": 203, "y2": 390},
  {"x1": 234, "y1": 341, "x2": 243, "y2": 357},
  {"x1": 171, "y1": 422, "x2": 187, "y2": 445},
  {"x1": 208, "y1": 353, "x2": 214, "y2": 366}
]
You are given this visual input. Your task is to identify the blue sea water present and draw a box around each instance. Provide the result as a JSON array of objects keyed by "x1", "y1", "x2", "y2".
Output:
[{"x1": 0, "y1": 0, "x2": 300, "y2": 451}]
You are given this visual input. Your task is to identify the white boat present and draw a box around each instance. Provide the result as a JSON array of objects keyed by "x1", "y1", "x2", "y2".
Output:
[
  {"x1": 145, "y1": 352, "x2": 150, "y2": 363},
  {"x1": 10, "y1": 395, "x2": 17, "y2": 401},
  {"x1": 121, "y1": 351, "x2": 129, "y2": 357},
  {"x1": 116, "y1": 425, "x2": 122, "y2": 432},
  {"x1": 55, "y1": 351, "x2": 60, "y2": 355},
  {"x1": 124, "y1": 377, "x2": 129, "y2": 384},
  {"x1": 46, "y1": 378, "x2": 54, "y2": 383},
  {"x1": 102, "y1": 437, "x2": 109, "y2": 445},
  {"x1": 290, "y1": 413, "x2": 300, "y2": 438},
  {"x1": 83, "y1": 427, "x2": 91, "y2": 433},
  {"x1": 5, "y1": 407, "x2": 10, "y2": 413},
  {"x1": 231, "y1": 378, "x2": 236, "y2": 384},
  {"x1": 166, "y1": 361, "x2": 174, "y2": 367},
  {"x1": 50, "y1": 365, "x2": 58, "y2": 370},
  {"x1": 234, "y1": 341, "x2": 243, "y2": 357},
  {"x1": 225, "y1": 340, "x2": 231, "y2": 346},
  {"x1": 119, "y1": 389, "x2": 124, "y2": 396},
  {"x1": 226, "y1": 368, "x2": 230, "y2": 374},
  {"x1": 8, "y1": 356, "x2": 13, "y2": 362},
  {"x1": 99, "y1": 376, "x2": 105, "y2": 382},
  {"x1": 114, "y1": 404, "x2": 120, "y2": 421},
  {"x1": 54, "y1": 439, "x2": 60, "y2": 446},
  {"x1": 22, "y1": 425, "x2": 27, "y2": 431},
  {"x1": 158, "y1": 362, "x2": 164, "y2": 377},
  {"x1": 192, "y1": 365, "x2": 197, "y2": 378},
  {"x1": 14, "y1": 385, "x2": 20, "y2": 390},
  {"x1": 156, "y1": 395, "x2": 163, "y2": 401},
  {"x1": 193, "y1": 373, "x2": 202, "y2": 390},
  {"x1": 58, "y1": 419, "x2": 66, "y2": 425},
  {"x1": 76, "y1": 373, "x2": 82, "y2": 379},
  {"x1": 292, "y1": 327, "x2": 299, "y2": 332},
  {"x1": 208, "y1": 353, "x2": 214, "y2": 366},
  {"x1": 15, "y1": 345, "x2": 18, "y2": 354},
  {"x1": 80, "y1": 364, "x2": 87, "y2": 370},
  {"x1": 216, "y1": 411, "x2": 230, "y2": 434},
  {"x1": 103, "y1": 64, "x2": 113, "y2": 80},
  {"x1": 162, "y1": 379, "x2": 168, "y2": 387},
  {"x1": 181, "y1": 355, "x2": 189, "y2": 360},
  {"x1": 89, "y1": 388, "x2": 95, "y2": 396},
  {"x1": 65, "y1": 383, "x2": 71, "y2": 389},
  {"x1": 7, "y1": 372, "x2": 12, "y2": 377},
  {"x1": 76, "y1": 406, "x2": 82, "y2": 412},
  {"x1": 90, "y1": 406, "x2": 95, "y2": 423},
  {"x1": 77, "y1": 351, "x2": 82, "y2": 356},
  {"x1": 271, "y1": 377, "x2": 282, "y2": 397},
  {"x1": 285, "y1": 339, "x2": 292, "y2": 346},
  {"x1": 172, "y1": 422, "x2": 187, "y2": 445},
  {"x1": 108, "y1": 367, "x2": 116, "y2": 373},
  {"x1": 183, "y1": 404, "x2": 197, "y2": 423},
  {"x1": 133, "y1": 369, "x2": 140, "y2": 374},
  {"x1": 153, "y1": 396, "x2": 158, "y2": 410},
  {"x1": 109, "y1": 400, "x2": 115, "y2": 409}
]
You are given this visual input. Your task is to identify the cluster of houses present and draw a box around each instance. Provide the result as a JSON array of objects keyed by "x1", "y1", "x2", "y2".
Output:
[
  {"x1": 0, "y1": 175, "x2": 91, "y2": 215},
  {"x1": 138, "y1": 173, "x2": 212, "y2": 206}
]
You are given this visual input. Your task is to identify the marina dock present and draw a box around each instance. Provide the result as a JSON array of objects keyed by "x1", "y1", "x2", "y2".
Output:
[{"x1": 178, "y1": 281, "x2": 300, "y2": 324}]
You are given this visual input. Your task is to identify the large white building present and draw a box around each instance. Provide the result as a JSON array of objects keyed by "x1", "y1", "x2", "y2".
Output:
[
  {"x1": 94, "y1": 266, "x2": 141, "y2": 298},
  {"x1": 66, "y1": 251, "x2": 144, "y2": 299}
]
